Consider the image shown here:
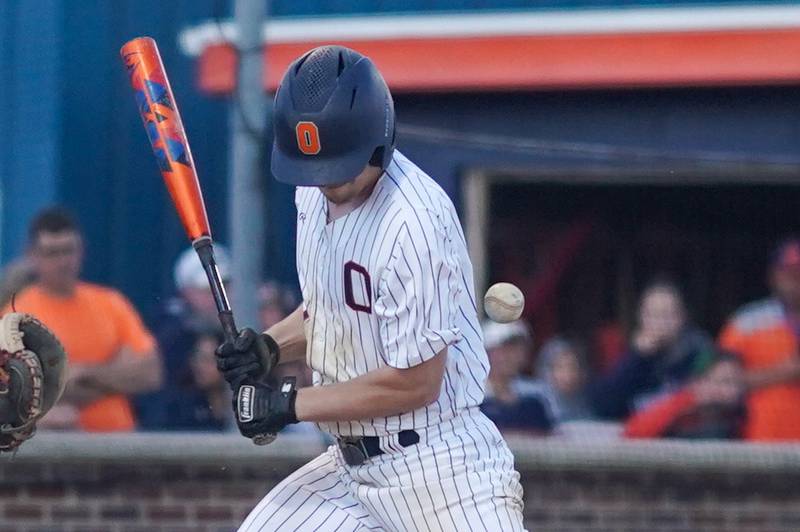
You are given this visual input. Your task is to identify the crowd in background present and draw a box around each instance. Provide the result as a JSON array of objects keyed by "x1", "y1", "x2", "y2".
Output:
[
  {"x1": 0, "y1": 206, "x2": 302, "y2": 436},
  {"x1": 5, "y1": 205, "x2": 800, "y2": 443},
  {"x1": 481, "y1": 238, "x2": 800, "y2": 443}
]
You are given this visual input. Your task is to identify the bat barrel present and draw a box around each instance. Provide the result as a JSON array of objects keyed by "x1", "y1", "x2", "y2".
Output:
[{"x1": 120, "y1": 37, "x2": 211, "y2": 241}]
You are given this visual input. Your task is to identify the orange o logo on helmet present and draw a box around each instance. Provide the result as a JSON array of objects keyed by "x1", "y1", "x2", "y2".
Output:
[{"x1": 295, "y1": 122, "x2": 321, "y2": 155}]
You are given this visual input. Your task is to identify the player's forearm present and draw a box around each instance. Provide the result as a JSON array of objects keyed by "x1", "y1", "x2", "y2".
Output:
[
  {"x1": 623, "y1": 389, "x2": 697, "y2": 439},
  {"x1": 294, "y1": 373, "x2": 437, "y2": 422},
  {"x1": 60, "y1": 379, "x2": 106, "y2": 406},
  {"x1": 82, "y1": 348, "x2": 163, "y2": 394},
  {"x1": 294, "y1": 350, "x2": 446, "y2": 422},
  {"x1": 266, "y1": 305, "x2": 307, "y2": 364}
]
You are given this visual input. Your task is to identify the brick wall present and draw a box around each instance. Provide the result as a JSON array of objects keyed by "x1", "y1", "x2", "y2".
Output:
[
  {"x1": 1, "y1": 461, "x2": 294, "y2": 532},
  {"x1": 2, "y1": 432, "x2": 800, "y2": 532}
]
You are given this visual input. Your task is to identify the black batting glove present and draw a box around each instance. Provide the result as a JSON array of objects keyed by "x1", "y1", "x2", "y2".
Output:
[
  {"x1": 234, "y1": 377, "x2": 298, "y2": 439},
  {"x1": 215, "y1": 328, "x2": 280, "y2": 389}
]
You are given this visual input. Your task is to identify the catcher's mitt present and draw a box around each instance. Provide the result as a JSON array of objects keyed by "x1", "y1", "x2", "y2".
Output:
[{"x1": 0, "y1": 313, "x2": 67, "y2": 452}]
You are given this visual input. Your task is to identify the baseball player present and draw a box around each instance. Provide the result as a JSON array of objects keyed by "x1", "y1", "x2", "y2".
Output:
[{"x1": 216, "y1": 45, "x2": 525, "y2": 531}]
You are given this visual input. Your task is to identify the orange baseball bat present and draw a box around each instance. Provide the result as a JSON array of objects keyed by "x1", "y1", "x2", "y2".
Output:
[
  {"x1": 120, "y1": 37, "x2": 209, "y2": 241},
  {"x1": 121, "y1": 37, "x2": 274, "y2": 445},
  {"x1": 119, "y1": 36, "x2": 235, "y2": 336}
]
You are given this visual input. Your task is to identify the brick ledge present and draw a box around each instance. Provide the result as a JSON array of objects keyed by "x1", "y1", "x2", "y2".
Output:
[{"x1": 9, "y1": 427, "x2": 800, "y2": 472}]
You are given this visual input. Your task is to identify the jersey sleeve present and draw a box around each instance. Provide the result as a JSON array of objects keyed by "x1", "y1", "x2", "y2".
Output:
[
  {"x1": 107, "y1": 291, "x2": 157, "y2": 355},
  {"x1": 373, "y1": 212, "x2": 462, "y2": 369}
]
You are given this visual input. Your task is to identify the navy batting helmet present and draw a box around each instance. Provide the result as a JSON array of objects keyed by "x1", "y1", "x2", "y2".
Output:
[{"x1": 271, "y1": 46, "x2": 395, "y2": 186}]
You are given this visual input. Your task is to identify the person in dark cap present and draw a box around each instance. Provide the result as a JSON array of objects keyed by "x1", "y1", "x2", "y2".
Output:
[{"x1": 719, "y1": 238, "x2": 800, "y2": 441}]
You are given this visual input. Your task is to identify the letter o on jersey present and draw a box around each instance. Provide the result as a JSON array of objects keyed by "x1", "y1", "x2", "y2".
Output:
[
  {"x1": 296, "y1": 122, "x2": 321, "y2": 155},
  {"x1": 344, "y1": 261, "x2": 372, "y2": 313}
]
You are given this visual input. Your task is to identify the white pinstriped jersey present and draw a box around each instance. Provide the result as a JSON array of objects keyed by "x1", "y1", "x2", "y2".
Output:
[{"x1": 295, "y1": 150, "x2": 490, "y2": 437}]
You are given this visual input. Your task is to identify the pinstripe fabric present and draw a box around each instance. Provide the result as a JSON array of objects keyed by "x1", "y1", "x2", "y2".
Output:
[
  {"x1": 240, "y1": 151, "x2": 525, "y2": 530},
  {"x1": 238, "y1": 452, "x2": 381, "y2": 532},
  {"x1": 239, "y1": 408, "x2": 525, "y2": 531},
  {"x1": 296, "y1": 151, "x2": 489, "y2": 437}
]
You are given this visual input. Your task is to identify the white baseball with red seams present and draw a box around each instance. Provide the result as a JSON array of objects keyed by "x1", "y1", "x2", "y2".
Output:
[
  {"x1": 484, "y1": 282, "x2": 525, "y2": 324},
  {"x1": 239, "y1": 151, "x2": 526, "y2": 532}
]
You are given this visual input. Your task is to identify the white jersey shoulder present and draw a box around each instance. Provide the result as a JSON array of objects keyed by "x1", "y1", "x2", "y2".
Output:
[{"x1": 293, "y1": 151, "x2": 490, "y2": 437}]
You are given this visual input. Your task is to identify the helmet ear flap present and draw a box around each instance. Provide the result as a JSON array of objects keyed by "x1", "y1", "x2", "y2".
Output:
[{"x1": 369, "y1": 147, "x2": 384, "y2": 168}]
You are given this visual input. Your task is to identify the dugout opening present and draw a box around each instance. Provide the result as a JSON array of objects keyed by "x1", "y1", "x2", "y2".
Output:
[{"x1": 463, "y1": 168, "x2": 800, "y2": 370}]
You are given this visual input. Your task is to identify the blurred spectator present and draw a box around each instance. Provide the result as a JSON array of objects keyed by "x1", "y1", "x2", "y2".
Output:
[
  {"x1": 163, "y1": 330, "x2": 233, "y2": 431},
  {"x1": 535, "y1": 337, "x2": 593, "y2": 422},
  {"x1": 136, "y1": 245, "x2": 231, "y2": 429},
  {"x1": 624, "y1": 353, "x2": 745, "y2": 439},
  {"x1": 591, "y1": 321, "x2": 626, "y2": 374},
  {"x1": 4, "y1": 207, "x2": 162, "y2": 431},
  {"x1": 719, "y1": 238, "x2": 800, "y2": 441},
  {"x1": 258, "y1": 281, "x2": 298, "y2": 330},
  {"x1": 0, "y1": 256, "x2": 36, "y2": 308},
  {"x1": 162, "y1": 245, "x2": 231, "y2": 380},
  {"x1": 590, "y1": 278, "x2": 714, "y2": 420},
  {"x1": 480, "y1": 321, "x2": 554, "y2": 433}
]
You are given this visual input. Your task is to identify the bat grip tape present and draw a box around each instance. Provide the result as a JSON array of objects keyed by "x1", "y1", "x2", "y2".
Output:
[{"x1": 193, "y1": 237, "x2": 237, "y2": 342}]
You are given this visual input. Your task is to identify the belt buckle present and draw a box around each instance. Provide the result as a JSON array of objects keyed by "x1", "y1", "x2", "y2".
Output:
[{"x1": 338, "y1": 436, "x2": 369, "y2": 466}]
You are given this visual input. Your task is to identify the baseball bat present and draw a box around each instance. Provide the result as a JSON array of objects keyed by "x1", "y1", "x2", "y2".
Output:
[{"x1": 120, "y1": 36, "x2": 274, "y2": 445}]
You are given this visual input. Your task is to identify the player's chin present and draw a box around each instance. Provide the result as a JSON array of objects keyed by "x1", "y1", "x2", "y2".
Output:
[{"x1": 319, "y1": 184, "x2": 351, "y2": 204}]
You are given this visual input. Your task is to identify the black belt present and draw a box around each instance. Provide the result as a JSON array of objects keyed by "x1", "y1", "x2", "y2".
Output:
[{"x1": 337, "y1": 430, "x2": 420, "y2": 466}]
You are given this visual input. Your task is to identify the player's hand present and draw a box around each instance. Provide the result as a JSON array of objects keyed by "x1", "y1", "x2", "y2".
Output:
[
  {"x1": 215, "y1": 328, "x2": 280, "y2": 389},
  {"x1": 233, "y1": 378, "x2": 298, "y2": 439},
  {"x1": 60, "y1": 364, "x2": 106, "y2": 407}
]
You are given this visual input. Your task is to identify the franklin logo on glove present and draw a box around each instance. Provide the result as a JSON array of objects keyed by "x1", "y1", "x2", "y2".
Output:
[
  {"x1": 231, "y1": 377, "x2": 298, "y2": 441},
  {"x1": 237, "y1": 385, "x2": 255, "y2": 423}
]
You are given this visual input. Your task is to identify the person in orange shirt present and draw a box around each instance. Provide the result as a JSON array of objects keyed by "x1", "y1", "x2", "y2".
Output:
[
  {"x1": 719, "y1": 238, "x2": 800, "y2": 441},
  {"x1": 5, "y1": 207, "x2": 162, "y2": 432}
]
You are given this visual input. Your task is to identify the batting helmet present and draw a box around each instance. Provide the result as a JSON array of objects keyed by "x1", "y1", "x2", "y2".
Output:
[{"x1": 271, "y1": 46, "x2": 395, "y2": 186}]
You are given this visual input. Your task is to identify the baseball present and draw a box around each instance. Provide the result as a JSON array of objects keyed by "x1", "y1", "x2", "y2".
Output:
[{"x1": 484, "y1": 282, "x2": 525, "y2": 323}]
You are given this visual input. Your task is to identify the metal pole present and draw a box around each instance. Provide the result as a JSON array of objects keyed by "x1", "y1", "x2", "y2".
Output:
[
  {"x1": 463, "y1": 170, "x2": 489, "y2": 317},
  {"x1": 229, "y1": 0, "x2": 268, "y2": 330}
]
